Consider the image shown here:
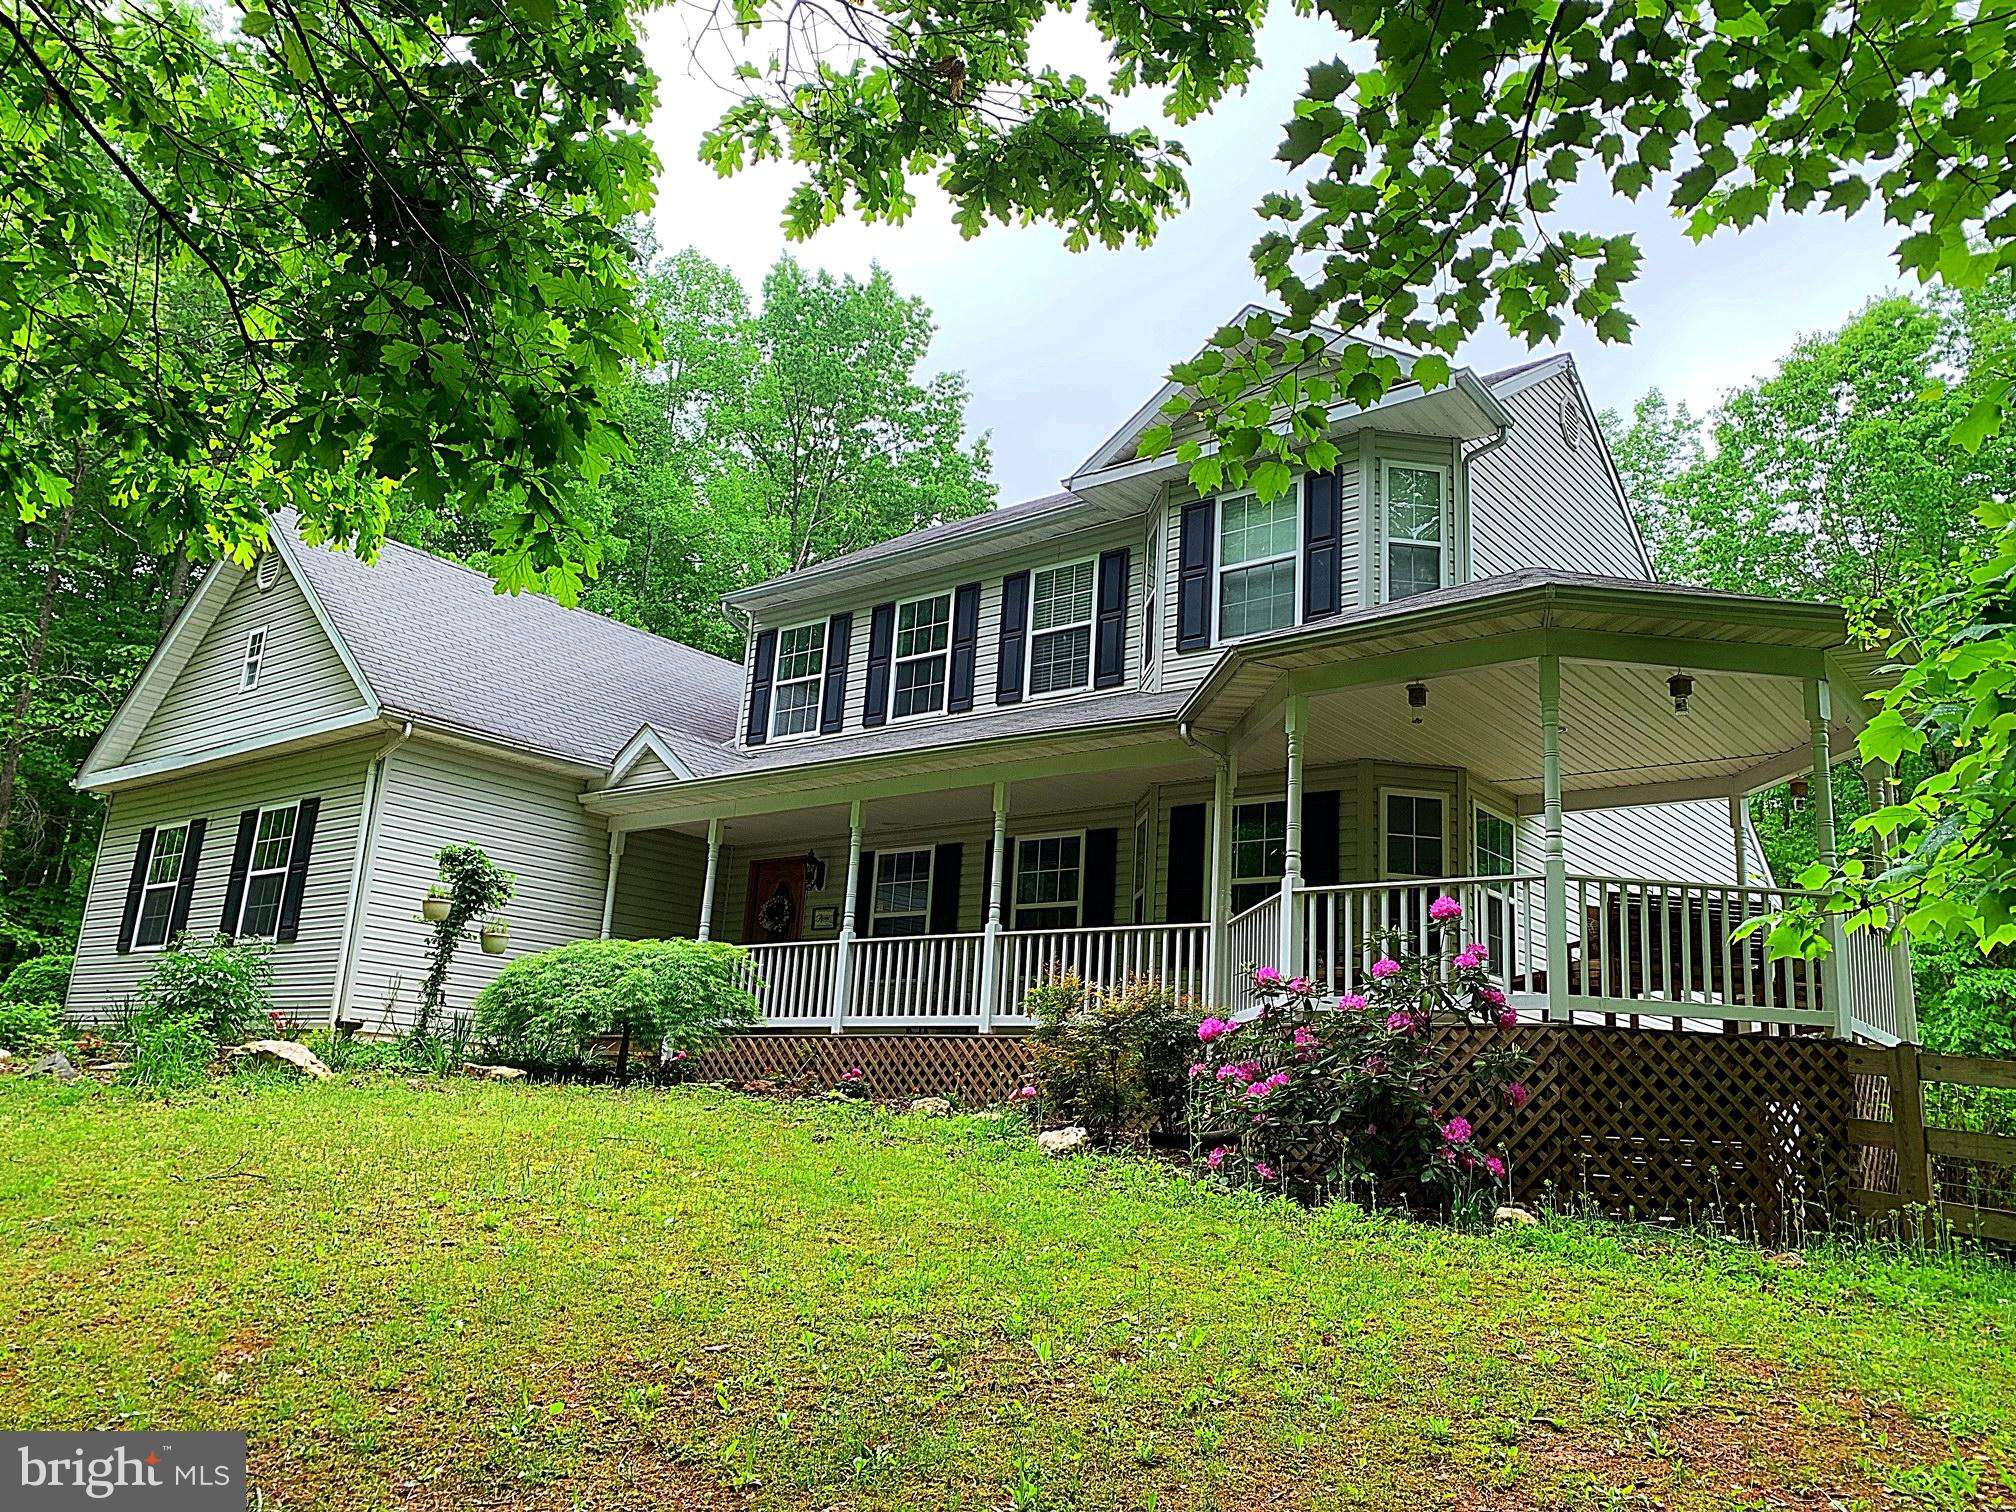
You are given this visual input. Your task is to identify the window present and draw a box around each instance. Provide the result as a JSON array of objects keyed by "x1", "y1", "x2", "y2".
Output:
[
  {"x1": 1028, "y1": 558, "x2": 1096, "y2": 696},
  {"x1": 240, "y1": 628, "x2": 268, "y2": 691},
  {"x1": 1013, "y1": 833, "x2": 1082, "y2": 930},
  {"x1": 1132, "y1": 813, "x2": 1150, "y2": 924},
  {"x1": 1141, "y1": 524, "x2": 1160, "y2": 672},
  {"x1": 1231, "y1": 799, "x2": 1286, "y2": 914},
  {"x1": 770, "y1": 622, "x2": 825, "y2": 739},
  {"x1": 235, "y1": 805, "x2": 299, "y2": 939},
  {"x1": 133, "y1": 823, "x2": 191, "y2": 950},
  {"x1": 1218, "y1": 488, "x2": 1298, "y2": 639},
  {"x1": 870, "y1": 848, "x2": 933, "y2": 937},
  {"x1": 1382, "y1": 791, "x2": 1446, "y2": 879},
  {"x1": 1383, "y1": 462, "x2": 1448, "y2": 602},
  {"x1": 1474, "y1": 804, "x2": 1516, "y2": 878},
  {"x1": 891, "y1": 594, "x2": 951, "y2": 719}
]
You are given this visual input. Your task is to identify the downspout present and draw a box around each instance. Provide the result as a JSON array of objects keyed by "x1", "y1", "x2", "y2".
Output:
[
  {"x1": 1459, "y1": 424, "x2": 1511, "y2": 581},
  {"x1": 329, "y1": 720, "x2": 412, "y2": 1029}
]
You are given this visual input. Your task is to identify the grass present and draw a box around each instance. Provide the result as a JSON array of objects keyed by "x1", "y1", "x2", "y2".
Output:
[{"x1": 2, "y1": 1076, "x2": 2014, "y2": 1511}]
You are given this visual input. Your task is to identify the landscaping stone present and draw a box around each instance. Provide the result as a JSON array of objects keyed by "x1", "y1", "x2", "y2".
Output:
[
  {"x1": 231, "y1": 1039, "x2": 332, "y2": 1079},
  {"x1": 1493, "y1": 1205, "x2": 1540, "y2": 1227},
  {"x1": 907, "y1": 1096, "x2": 952, "y2": 1117},
  {"x1": 1036, "y1": 1125, "x2": 1090, "y2": 1157},
  {"x1": 28, "y1": 1052, "x2": 79, "y2": 1082},
  {"x1": 0, "y1": 1047, "x2": 12, "y2": 1066},
  {"x1": 463, "y1": 1062, "x2": 527, "y2": 1081}
]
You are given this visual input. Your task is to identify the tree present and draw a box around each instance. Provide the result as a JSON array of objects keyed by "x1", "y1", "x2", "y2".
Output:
[{"x1": 3, "y1": 0, "x2": 656, "y2": 593}]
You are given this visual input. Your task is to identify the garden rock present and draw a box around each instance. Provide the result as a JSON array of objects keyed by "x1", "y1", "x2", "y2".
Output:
[
  {"x1": 907, "y1": 1096, "x2": 952, "y2": 1117},
  {"x1": 0, "y1": 1047, "x2": 12, "y2": 1066},
  {"x1": 463, "y1": 1062, "x2": 527, "y2": 1081},
  {"x1": 1036, "y1": 1125, "x2": 1090, "y2": 1157},
  {"x1": 1493, "y1": 1205, "x2": 1540, "y2": 1227},
  {"x1": 29, "y1": 1051, "x2": 79, "y2": 1082},
  {"x1": 231, "y1": 1039, "x2": 332, "y2": 1079}
]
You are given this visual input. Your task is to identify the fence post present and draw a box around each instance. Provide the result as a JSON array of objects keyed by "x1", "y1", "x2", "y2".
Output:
[
  {"x1": 831, "y1": 799, "x2": 864, "y2": 1034},
  {"x1": 978, "y1": 781, "x2": 1007, "y2": 1032},
  {"x1": 1890, "y1": 1041, "x2": 1936, "y2": 1233}
]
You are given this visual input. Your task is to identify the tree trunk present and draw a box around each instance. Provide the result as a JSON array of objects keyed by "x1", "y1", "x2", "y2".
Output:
[
  {"x1": 158, "y1": 548, "x2": 193, "y2": 634},
  {"x1": 0, "y1": 480, "x2": 80, "y2": 874}
]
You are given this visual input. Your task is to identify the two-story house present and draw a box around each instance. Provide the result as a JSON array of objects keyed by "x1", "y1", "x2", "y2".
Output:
[{"x1": 66, "y1": 314, "x2": 1915, "y2": 1046}]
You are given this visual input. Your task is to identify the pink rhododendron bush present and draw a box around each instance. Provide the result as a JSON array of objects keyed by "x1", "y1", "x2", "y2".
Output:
[{"x1": 1192, "y1": 899, "x2": 1532, "y2": 1209}]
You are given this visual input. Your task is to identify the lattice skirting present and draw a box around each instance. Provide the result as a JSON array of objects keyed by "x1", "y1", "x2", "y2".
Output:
[{"x1": 690, "y1": 1033, "x2": 1035, "y2": 1106}]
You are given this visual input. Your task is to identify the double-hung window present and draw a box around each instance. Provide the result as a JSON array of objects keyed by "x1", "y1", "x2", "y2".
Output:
[
  {"x1": 1473, "y1": 801, "x2": 1518, "y2": 973},
  {"x1": 1382, "y1": 462, "x2": 1449, "y2": 602},
  {"x1": 240, "y1": 628, "x2": 268, "y2": 691},
  {"x1": 133, "y1": 823, "x2": 191, "y2": 950},
  {"x1": 1382, "y1": 791, "x2": 1446, "y2": 879},
  {"x1": 1013, "y1": 833, "x2": 1082, "y2": 930},
  {"x1": 770, "y1": 622, "x2": 824, "y2": 739},
  {"x1": 1218, "y1": 489, "x2": 1298, "y2": 639},
  {"x1": 891, "y1": 594, "x2": 951, "y2": 719},
  {"x1": 870, "y1": 848, "x2": 933, "y2": 937},
  {"x1": 235, "y1": 805, "x2": 299, "y2": 939},
  {"x1": 1028, "y1": 558, "x2": 1096, "y2": 696},
  {"x1": 1231, "y1": 799, "x2": 1287, "y2": 914}
]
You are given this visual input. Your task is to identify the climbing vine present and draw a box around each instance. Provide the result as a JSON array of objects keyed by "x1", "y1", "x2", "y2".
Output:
[{"x1": 417, "y1": 844, "x2": 514, "y2": 1036}]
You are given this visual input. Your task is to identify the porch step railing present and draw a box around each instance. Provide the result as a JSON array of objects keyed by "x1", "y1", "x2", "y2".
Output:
[
  {"x1": 737, "y1": 940, "x2": 839, "y2": 1026},
  {"x1": 1297, "y1": 875, "x2": 1542, "y2": 1001},
  {"x1": 1223, "y1": 894, "x2": 1281, "y2": 1001}
]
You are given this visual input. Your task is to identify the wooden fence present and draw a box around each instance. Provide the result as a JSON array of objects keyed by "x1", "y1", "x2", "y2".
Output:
[{"x1": 1846, "y1": 1043, "x2": 2016, "y2": 1244}]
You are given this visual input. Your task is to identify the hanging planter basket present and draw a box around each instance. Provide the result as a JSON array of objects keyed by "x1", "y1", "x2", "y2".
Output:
[
  {"x1": 422, "y1": 894, "x2": 452, "y2": 923},
  {"x1": 479, "y1": 919, "x2": 511, "y2": 955}
]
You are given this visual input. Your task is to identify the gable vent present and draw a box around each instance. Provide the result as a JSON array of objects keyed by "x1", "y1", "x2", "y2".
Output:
[
  {"x1": 255, "y1": 552, "x2": 281, "y2": 592},
  {"x1": 1558, "y1": 393, "x2": 1585, "y2": 450}
]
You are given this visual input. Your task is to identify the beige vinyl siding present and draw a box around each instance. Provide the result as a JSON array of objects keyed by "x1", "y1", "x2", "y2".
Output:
[
  {"x1": 127, "y1": 558, "x2": 368, "y2": 762},
  {"x1": 65, "y1": 741, "x2": 375, "y2": 1024},
  {"x1": 1513, "y1": 799, "x2": 1769, "y2": 886},
  {"x1": 345, "y1": 738, "x2": 609, "y2": 1032},
  {"x1": 610, "y1": 829, "x2": 707, "y2": 940},
  {"x1": 1147, "y1": 762, "x2": 1371, "y2": 922},
  {"x1": 1469, "y1": 368, "x2": 1649, "y2": 581},
  {"x1": 619, "y1": 748, "x2": 681, "y2": 784}
]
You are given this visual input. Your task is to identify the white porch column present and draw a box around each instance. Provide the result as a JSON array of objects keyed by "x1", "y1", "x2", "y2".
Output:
[
  {"x1": 1806, "y1": 679, "x2": 1851, "y2": 1036},
  {"x1": 599, "y1": 831, "x2": 625, "y2": 939},
  {"x1": 1278, "y1": 694, "x2": 1307, "y2": 974},
  {"x1": 1540, "y1": 656, "x2": 1568, "y2": 1020},
  {"x1": 695, "y1": 817, "x2": 722, "y2": 942},
  {"x1": 1209, "y1": 753, "x2": 1232, "y2": 1004},
  {"x1": 832, "y1": 799, "x2": 864, "y2": 1033},
  {"x1": 1863, "y1": 761, "x2": 1921, "y2": 1044},
  {"x1": 1727, "y1": 796, "x2": 1748, "y2": 888},
  {"x1": 978, "y1": 781, "x2": 1008, "y2": 1032}
]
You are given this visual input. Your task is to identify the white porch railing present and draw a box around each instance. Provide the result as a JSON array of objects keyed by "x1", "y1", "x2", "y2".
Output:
[
  {"x1": 1298, "y1": 876, "x2": 1542, "y2": 1001},
  {"x1": 846, "y1": 933, "x2": 988, "y2": 1027},
  {"x1": 738, "y1": 940, "x2": 840, "y2": 1026},
  {"x1": 1223, "y1": 894, "x2": 1281, "y2": 999},
  {"x1": 994, "y1": 922, "x2": 1209, "y2": 1025}
]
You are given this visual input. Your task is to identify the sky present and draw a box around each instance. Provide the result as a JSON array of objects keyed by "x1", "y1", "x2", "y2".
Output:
[{"x1": 640, "y1": 8, "x2": 1909, "y2": 505}]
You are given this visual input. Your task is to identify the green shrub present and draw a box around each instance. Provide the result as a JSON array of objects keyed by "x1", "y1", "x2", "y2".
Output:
[
  {"x1": 122, "y1": 1010, "x2": 220, "y2": 1091},
  {"x1": 0, "y1": 999, "x2": 64, "y2": 1054},
  {"x1": 1, "y1": 953, "x2": 71, "y2": 1006},
  {"x1": 1027, "y1": 972, "x2": 1195, "y2": 1140},
  {"x1": 115, "y1": 936, "x2": 275, "y2": 1089},
  {"x1": 472, "y1": 937, "x2": 757, "y2": 1069}
]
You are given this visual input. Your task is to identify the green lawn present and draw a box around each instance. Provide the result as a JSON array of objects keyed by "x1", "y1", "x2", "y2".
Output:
[{"x1": 2, "y1": 1076, "x2": 2013, "y2": 1510}]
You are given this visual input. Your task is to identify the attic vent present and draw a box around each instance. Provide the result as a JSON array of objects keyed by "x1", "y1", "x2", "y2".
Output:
[
  {"x1": 255, "y1": 552, "x2": 280, "y2": 592},
  {"x1": 1558, "y1": 393, "x2": 1585, "y2": 450}
]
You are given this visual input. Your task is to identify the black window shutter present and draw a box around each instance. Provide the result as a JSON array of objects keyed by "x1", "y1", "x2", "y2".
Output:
[
  {"x1": 1082, "y1": 828, "x2": 1118, "y2": 927},
  {"x1": 745, "y1": 628, "x2": 778, "y2": 746},
  {"x1": 995, "y1": 571, "x2": 1029, "y2": 705},
  {"x1": 1303, "y1": 470, "x2": 1342, "y2": 622},
  {"x1": 862, "y1": 603, "x2": 896, "y2": 727},
  {"x1": 1165, "y1": 805, "x2": 1207, "y2": 922},
  {"x1": 275, "y1": 797, "x2": 320, "y2": 943},
  {"x1": 948, "y1": 583, "x2": 982, "y2": 713},
  {"x1": 852, "y1": 849, "x2": 877, "y2": 932},
  {"x1": 116, "y1": 825, "x2": 156, "y2": 954},
  {"x1": 163, "y1": 817, "x2": 205, "y2": 943},
  {"x1": 1304, "y1": 790, "x2": 1341, "y2": 885},
  {"x1": 819, "y1": 612, "x2": 852, "y2": 734},
  {"x1": 219, "y1": 808, "x2": 260, "y2": 936},
  {"x1": 929, "y1": 842, "x2": 963, "y2": 932},
  {"x1": 1177, "y1": 499, "x2": 1215, "y2": 650},
  {"x1": 1094, "y1": 548, "x2": 1130, "y2": 688}
]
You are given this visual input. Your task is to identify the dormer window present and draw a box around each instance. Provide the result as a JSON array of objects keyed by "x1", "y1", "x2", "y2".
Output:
[
  {"x1": 1028, "y1": 558, "x2": 1096, "y2": 696},
  {"x1": 892, "y1": 593, "x2": 952, "y2": 719},
  {"x1": 1217, "y1": 488, "x2": 1298, "y2": 640},
  {"x1": 240, "y1": 628, "x2": 268, "y2": 691},
  {"x1": 1382, "y1": 461, "x2": 1450, "y2": 602},
  {"x1": 770, "y1": 622, "x2": 825, "y2": 739}
]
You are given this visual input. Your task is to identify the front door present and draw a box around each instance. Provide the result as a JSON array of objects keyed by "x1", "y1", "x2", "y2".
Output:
[{"x1": 743, "y1": 858, "x2": 806, "y2": 944}]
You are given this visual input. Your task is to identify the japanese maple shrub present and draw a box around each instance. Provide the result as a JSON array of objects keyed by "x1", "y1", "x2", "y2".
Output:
[
  {"x1": 1192, "y1": 895, "x2": 1532, "y2": 1208},
  {"x1": 1027, "y1": 972, "x2": 1195, "y2": 1141}
]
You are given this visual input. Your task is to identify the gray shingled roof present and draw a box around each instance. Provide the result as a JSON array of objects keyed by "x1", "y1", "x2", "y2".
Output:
[{"x1": 278, "y1": 515, "x2": 744, "y2": 768}]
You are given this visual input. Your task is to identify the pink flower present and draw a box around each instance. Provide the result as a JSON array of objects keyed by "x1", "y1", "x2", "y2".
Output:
[
  {"x1": 1385, "y1": 1011, "x2": 1415, "y2": 1035},
  {"x1": 1336, "y1": 992, "x2": 1368, "y2": 1012},
  {"x1": 1370, "y1": 958, "x2": 1401, "y2": 980},
  {"x1": 1012, "y1": 1084, "x2": 1038, "y2": 1102},
  {"x1": 1503, "y1": 1080, "x2": 1530, "y2": 1109},
  {"x1": 1197, "y1": 1016, "x2": 1236, "y2": 1043},
  {"x1": 1252, "y1": 966, "x2": 1283, "y2": 988},
  {"x1": 1292, "y1": 1025, "x2": 1317, "y2": 1049},
  {"x1": 1429, "y1": 895, "x2": 1463, "y2": 922},
  {"x1": 1360, "y1": 1054, "x2": 1387, "y2": 1076},
  {"x1": 1245, "y1": 1081, "x2": 1270, "y2": 1099},
  {"x1": 670, "y1": 1049, "x2": 689, "y2": 1062},
  {"x1": 1188, "y1": 1061, "x2": 1208, "y2": 1079},
  {"x1": 1484, "y1": 1154, "x2": 1507, "y2": 1179},
  {"x1": 1478, "y1": 985, "x2": 1506, "y2": 1006},
  {"x1": 1265, "y1": 1071, "x2": 1291, "y2": 1091},
  {"x1": 1206, "y1": 1145, "x2": 1229, "y2": 1171},
  {"x1": 843, "y1": 1066, "x2": 864, "y2": 1081},
  {"x1": 1286, "y1": 976, "x2": 1310, "y2": 995},
  {"x1": 1442, "y1": 1115, "x2": 1473, "y2": 1144},
  {"x1": 1466, "y1": 943, "x2": 1489, "y2": 962},
  {"x1": 1452, "y1": 951, "x2": 1482, "y2": 971},
  {"x1": 1253, "y1": 1161, "x2": 1278, "y2": 1181},
  {"x1": 1497, "y1": 1007, "x2": 1519, "y2": 1029}
]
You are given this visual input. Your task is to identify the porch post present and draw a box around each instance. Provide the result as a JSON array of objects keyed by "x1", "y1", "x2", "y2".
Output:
[
  {"x1": 599, "y1": 831, "x2": 625, "y2": 939},
  {"x1": 695, "y1": 817, "x2": 722, "y2": 942},
  {"x1": 978, "y1": 781, "x2": 1008, "y2": 1033},
  {"x1": 1539, "y1": 655, "x2": 1568, "y2": 1020},
  {"x1": 1864, "y1": 761, "x2": 1921, "y2": 1044},
  {"x1": 1806, "y1": 679, "x2": 1851, "y2": 1036},
  {"x1": 1727, "y1": 796, "x2": 1748, "y2": 888},
  {"x1": 832, "y1": 799, "x2": 864, "y2": 1033},
  {"x1": 1278, "y1": 694, "x2": 1307, "y2": 974},
  {"x1": 1210, "y1": 753, "x2": 1232, "y2": 1004}
]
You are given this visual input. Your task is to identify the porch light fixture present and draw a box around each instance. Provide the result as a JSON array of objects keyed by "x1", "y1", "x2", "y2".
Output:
[
  {"x1": 1406, "y1": 681, "x2": 1428, "y2": 724},
  {"x1": 802, "y1": 849, "x2": 828, "y2": 892},
  {"x1": 1667, "y1": 671, "x2": 1695, "y2": 715},
  {"x1": 1788, "y1": 777, "x2": 1810, "y2": 811}
]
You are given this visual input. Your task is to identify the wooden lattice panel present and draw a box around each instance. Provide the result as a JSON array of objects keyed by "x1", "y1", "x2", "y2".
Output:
[{"x1": 690, "y1": 1033, "x2": 1034, "y2": 1106}]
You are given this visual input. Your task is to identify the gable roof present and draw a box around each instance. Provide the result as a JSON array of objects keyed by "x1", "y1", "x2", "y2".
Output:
[{"x1": 275, "y1": 515, "x2": 743, "y2": 769}]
